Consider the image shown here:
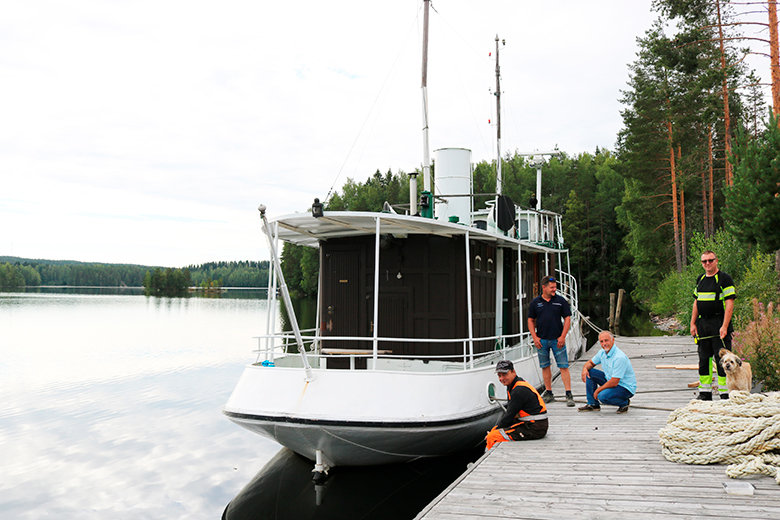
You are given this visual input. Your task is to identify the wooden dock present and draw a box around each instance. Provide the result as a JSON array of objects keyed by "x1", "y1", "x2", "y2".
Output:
[{"x1": 416, "y1": 336, "x2": 780, "y2": 520}]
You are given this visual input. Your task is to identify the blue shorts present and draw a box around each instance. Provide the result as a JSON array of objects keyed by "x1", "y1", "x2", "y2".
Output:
[{"x1": 537, "y1": 338, "x2": 569, "y2": 369}]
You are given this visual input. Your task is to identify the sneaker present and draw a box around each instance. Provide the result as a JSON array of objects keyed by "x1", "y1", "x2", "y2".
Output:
[
  {"x1": 541, "y1": 390, "x2": 555, "y2": 403},
  {"x1": 616, "y1": 404, "x2": 629, "y2": 414},
  {"x1": 566, "y1": 393, "x2": 575, "y2": 407},
  {"x1": 696, "y1": 392, "x2": 712, "y2": 401},
  {"x1": 578, "y1": 404, "x2": 600, "y2": 412}
]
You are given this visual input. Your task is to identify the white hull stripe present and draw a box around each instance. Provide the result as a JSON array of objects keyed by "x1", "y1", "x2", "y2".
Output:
[{"x1": 224, "y1": 408, "x2": 499, "y2": 428}]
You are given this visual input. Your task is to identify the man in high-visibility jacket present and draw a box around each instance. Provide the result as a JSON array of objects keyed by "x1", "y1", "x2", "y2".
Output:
[
  {"x1": 690, "y1": 250, "x2": 736, "y2": 400},
  {"x1": 486, "y1": 360, "x2": 548, "y2": 450}
]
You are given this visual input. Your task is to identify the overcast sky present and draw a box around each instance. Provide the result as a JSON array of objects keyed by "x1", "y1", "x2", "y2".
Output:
[{"x1": 0, "y1": 1, "x2": 772, "y2": 267}]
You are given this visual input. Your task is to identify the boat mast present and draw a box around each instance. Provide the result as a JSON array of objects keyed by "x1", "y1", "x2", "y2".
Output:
[
  {"x1": 420, "y1": 0, "x2": 433, "y2": 217},
  {"x1": 495, "y1": 35, "x2": 502, "y2": 195}
]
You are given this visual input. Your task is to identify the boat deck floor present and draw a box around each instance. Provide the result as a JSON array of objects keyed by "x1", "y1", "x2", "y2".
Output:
[{"x1": 415, "y1": 335, "x2": 780, "y2": 520}]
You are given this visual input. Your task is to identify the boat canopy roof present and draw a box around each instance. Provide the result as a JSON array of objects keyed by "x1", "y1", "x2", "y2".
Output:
[{"x1": 269, "y1": 211, "x2": 562, "y2": 254}]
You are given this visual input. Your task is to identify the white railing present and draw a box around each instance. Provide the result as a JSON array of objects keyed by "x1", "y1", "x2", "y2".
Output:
[
  {"x1": 471, "y1": 204, "x2": 565, "y2": 249},
  {"x1": 554, "y1": 269, "x2": 579, "y2": 312},
  {"x1": 252, "y1": 331, "x2": 537, "y2": 372}
]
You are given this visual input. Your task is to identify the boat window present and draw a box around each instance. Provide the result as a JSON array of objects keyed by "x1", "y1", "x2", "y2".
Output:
[{"x1": 474, "y1": 255, "x2": 482, "y2": 271}]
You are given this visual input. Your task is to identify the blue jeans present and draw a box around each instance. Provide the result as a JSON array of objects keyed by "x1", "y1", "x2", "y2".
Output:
[
  {"x1": 537, "y1": 338, "x2": 569, "y2": 369},
  {"x1": 585, "y1": 368, "x2": 633, "y2": 407}
]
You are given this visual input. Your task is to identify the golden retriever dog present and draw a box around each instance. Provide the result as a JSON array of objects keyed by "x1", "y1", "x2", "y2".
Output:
[{"x1": 719, "y1": 348, "x2": 752, "y2": 393}]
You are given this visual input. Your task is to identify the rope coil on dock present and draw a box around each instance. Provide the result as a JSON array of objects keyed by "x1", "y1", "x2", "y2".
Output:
[{"x1": 658, "y1": 391, "x2": 780, "y2": 484}]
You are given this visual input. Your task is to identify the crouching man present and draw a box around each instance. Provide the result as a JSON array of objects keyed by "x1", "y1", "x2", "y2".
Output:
[
  {"x1": 486, "y1": 360, "x2": 548, "y2": 450},
  {"x1": 578, "y1": 331, "x2": 637, "y2": 414}
]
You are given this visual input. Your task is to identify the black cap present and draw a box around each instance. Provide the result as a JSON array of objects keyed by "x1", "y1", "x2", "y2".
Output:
[{"x1": 496, "y1": 360, "x2": 514, "y2": 373}]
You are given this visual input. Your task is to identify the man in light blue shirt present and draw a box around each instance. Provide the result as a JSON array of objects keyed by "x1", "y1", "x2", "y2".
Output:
[{"x1": 578, "y1": 331, "x2": 637, "y2": 414}]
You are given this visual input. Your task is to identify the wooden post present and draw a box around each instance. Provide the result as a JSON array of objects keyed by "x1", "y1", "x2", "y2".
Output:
[
  {"x1": 609, "y1": 292, "x2": 616, "y2": 329},
  {"x1": 615, "y1": 288, "x2": 626, "y2": 326}
]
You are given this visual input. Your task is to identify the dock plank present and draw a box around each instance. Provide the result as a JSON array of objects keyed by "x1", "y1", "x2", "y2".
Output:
[{"x1": 415, "y1": 336, "x2": 780, "y2": 520}]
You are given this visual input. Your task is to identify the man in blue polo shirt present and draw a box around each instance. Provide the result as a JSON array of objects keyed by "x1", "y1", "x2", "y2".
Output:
[
  {"x1": 528, "y1": 275, "x2": 574, "y2": 406},
  {"x1": 578, "y1": 331, "x2": 637, "y2": 414}
]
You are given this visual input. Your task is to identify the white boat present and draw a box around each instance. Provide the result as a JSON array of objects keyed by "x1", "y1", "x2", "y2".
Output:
[{"x1": 223, "y1": 3, "x2": 585, "y2": 472}]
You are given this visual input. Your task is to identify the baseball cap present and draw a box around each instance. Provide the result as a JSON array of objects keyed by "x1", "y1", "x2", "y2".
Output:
[{"x1": 495, "y1": 360, "x2": 514, "y2": 373}]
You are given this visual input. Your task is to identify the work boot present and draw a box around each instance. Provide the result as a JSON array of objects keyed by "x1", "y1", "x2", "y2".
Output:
[
  {"x1": 696, "y1": 391, "x2": 712, "y2": 401},
  {"x1": 541, "y1": 390, "x2": 555, "y2": 403},
  {"x1": 565, "y1": 392, "x2": 575, "y2": 407}
]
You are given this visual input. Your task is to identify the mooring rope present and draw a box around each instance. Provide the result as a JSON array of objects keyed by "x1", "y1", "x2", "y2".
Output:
[
  {"x1": 658, "y1": 391, "x2": 780, "y2": 484},
  {"x1": 577, "y1": 310, "x2": 696, "y2": 346}
]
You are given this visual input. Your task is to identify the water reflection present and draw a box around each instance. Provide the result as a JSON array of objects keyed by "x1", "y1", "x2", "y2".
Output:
[{"x1": 223, "y1": 447, "x2": 482, "y2": 520}]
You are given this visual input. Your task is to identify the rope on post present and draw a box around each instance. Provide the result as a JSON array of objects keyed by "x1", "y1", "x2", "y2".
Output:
[{"x1": 658, "y1": 391, "x2": 780, "y2": 484}]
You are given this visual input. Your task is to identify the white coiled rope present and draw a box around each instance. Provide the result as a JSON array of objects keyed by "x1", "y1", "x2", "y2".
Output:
[{"x1": 658, "y1": 391, "x2": 780, "y2": 484}]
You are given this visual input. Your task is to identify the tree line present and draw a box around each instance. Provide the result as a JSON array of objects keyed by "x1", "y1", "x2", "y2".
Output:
[{"x1": 0, "y1": 258, "x2": 270, "y2": 289}]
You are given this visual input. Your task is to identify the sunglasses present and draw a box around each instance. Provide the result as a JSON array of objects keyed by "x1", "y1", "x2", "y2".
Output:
[
  {"x1": 701, "y1": 258, "x2": 716, "y2": 264},
  {"x1": 546, "y1": 277, "x2": 556, "y2": 282}
]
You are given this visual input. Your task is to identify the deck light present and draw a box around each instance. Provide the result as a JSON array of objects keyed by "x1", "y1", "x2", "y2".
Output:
[{"x1": 312, "y1": 198, "x2": 324, "y2": 218}]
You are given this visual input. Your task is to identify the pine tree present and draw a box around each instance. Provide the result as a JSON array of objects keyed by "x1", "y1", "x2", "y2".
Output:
[{"x1": 725, "y1": 113, "x2": 780, "y2": 265}]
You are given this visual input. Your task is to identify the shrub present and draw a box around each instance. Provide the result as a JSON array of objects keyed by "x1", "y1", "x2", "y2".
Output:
[
  {"x1": 732, "y1": 252, "x2": 780, "y2": 329},
  {"x1": 732, "y1": 299, "x2": 780, "y2": 391}
]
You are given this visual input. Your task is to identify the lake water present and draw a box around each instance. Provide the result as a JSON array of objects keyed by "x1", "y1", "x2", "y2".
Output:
[
  {"x1": 0, "y1": 288, "x2": 280, "y2": 520},
  {"x1": 0, "y1": 288, "x2": 660, "y2": 519}
]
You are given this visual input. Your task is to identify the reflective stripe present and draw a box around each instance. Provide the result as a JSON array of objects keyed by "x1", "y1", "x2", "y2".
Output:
[
  {"x1": 697, "y1": 292, "x2": 717, "y2": 301},
  {"x1": 721, "y1": 286, "x2": 736, "y2": 298},
  {"x1": 518, "y1": 413, "x2": 548, "y2": 422},
  {"x1": 498, "y1": 428, "x2": 512, "y2": 441}
]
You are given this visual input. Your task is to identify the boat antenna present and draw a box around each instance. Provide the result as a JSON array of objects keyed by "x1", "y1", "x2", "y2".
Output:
[
  {"x1": 257, "y1": 204, "x2": 314, "y2": 382},
  {"x1": 516, "y1": 148, "x2": 561, "y2": 210},
  {"x1": 494, "y1": 35, "x2": 504, "y2": 195}
]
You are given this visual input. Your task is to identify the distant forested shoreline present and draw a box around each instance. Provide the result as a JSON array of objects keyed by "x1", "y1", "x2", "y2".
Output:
[{"x1": 0, "y1": 257, "x2": 270, "y2": 289}]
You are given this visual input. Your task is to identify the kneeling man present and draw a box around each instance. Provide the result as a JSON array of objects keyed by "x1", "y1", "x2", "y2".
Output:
[
  {"x1": 578, "y1": 331, "x2": 637, "y2": 414},
  {"x1": 486, "y1": 360, "x2": 548, "y2": 450}
]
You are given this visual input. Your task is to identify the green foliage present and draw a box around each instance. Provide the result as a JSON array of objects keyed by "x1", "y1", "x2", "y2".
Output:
[
  {"x1": 281, "y1": 242, "x2": 319, "y2": 297},
  {"x1": 186, "y1": 261, "x2": 269, "y2": 288},
  {"x1": 0, "y1": 263, "x2": 27, "y2": 287},
  {"x1": 327, "y1": 169, "x2": 412, "y2": 212},
  {"x1": 652, "y1": 229, "x2": 779, "y2": 331},
  {"x1": 0, "y1": 257, "x2": 269, "y2": 289},
  {"x1": 650, "y1": 270, "x2": 693, "y2": 323},
  {"x1": 0, "y1": 263, "x2": 42, "y2": 287},
  {"x1": 732, "y1": 300, "x2": 780, "y2": 391},
  {"x1": 0, "y1": 258, "x2": 148, "y2": 286},
  {"x1": 143, "y1": 267, "x2": 191, "y2": 296},
  {"x1": 731, "y1": 253, "x2": 780, "y2": 330},
  {"x1": 725, "y1": 113, "x2": 780, "y2": 254}
]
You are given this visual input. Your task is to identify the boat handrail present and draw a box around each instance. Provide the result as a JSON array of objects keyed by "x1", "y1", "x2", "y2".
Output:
[
  {"x1": 251, "y1": 338, "x2": 537, "y2": 372},
  {"x1": 252, "y1": 331, "x2": 527, "y2": 344},
  {"x1": 251, "y1": 330, "x2": 541, "y2": 371}
]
